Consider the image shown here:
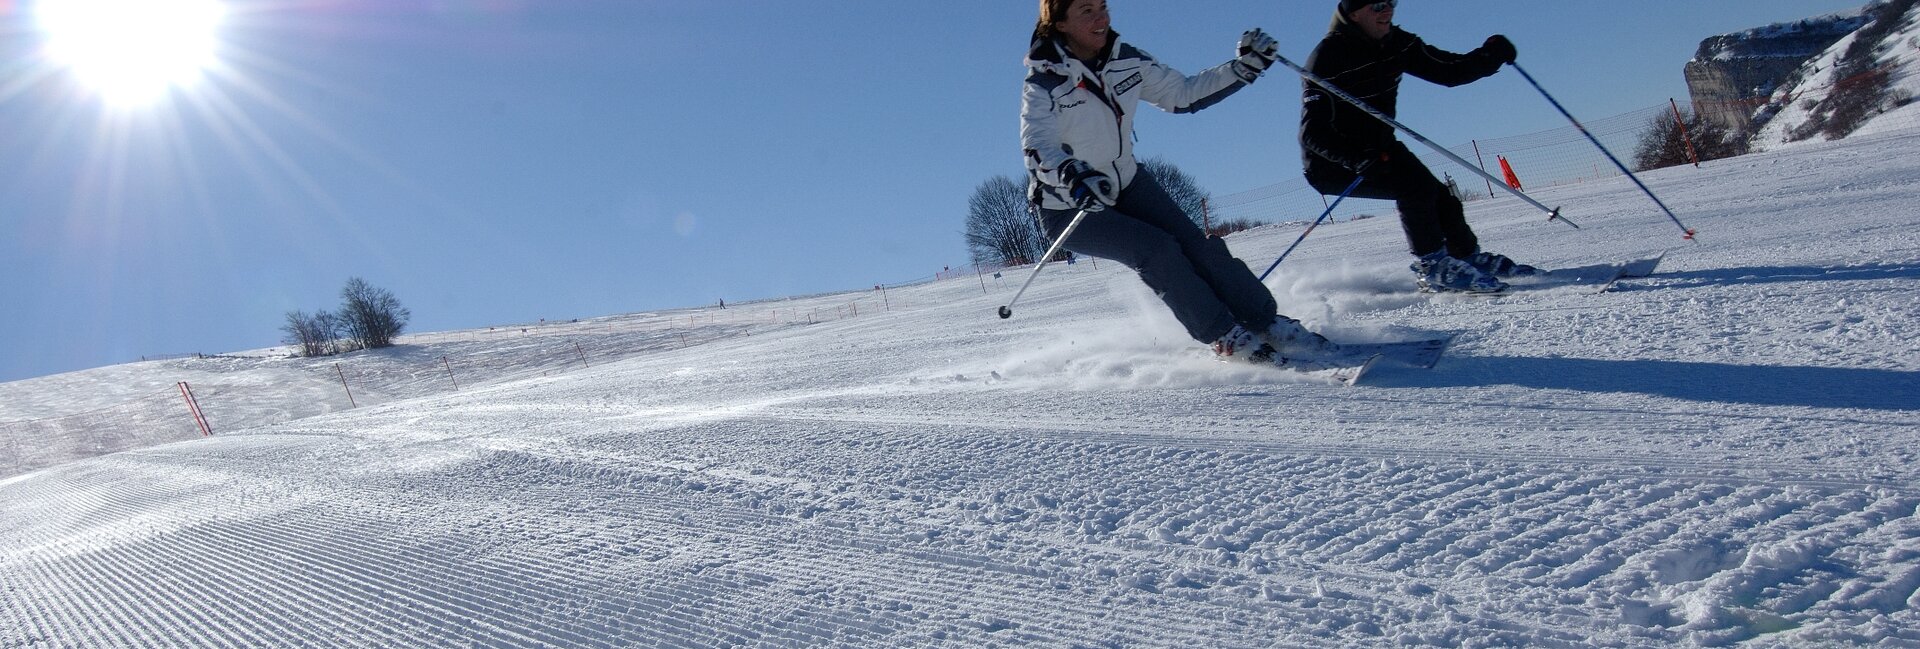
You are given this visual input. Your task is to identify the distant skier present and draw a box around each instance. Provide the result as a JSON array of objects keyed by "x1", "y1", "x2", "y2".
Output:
[
  {"x1": 1022, "y1": 0, "x2": 1339, "y2": 366},
  {"x1": 1299, "y1": 0, "x2": 1540, "y2": 293}
]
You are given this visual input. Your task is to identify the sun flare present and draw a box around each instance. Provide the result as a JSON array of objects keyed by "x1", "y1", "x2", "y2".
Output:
[{"x1": 37, "y1": 0, "x2": 225, "y2": 106}]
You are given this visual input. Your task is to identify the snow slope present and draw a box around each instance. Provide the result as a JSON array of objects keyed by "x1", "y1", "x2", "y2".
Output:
[
  {"x1": 3, "y1": 131, "x2": 1920, "y2": 647},
  {"x1": 1753, "y1": 0, "x2": 1920, "y2": 147}
]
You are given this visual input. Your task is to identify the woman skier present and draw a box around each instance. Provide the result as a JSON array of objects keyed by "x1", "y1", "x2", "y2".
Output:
[{"x1": 1021, "y1": 0, "x2": 1338, "y2": 367}]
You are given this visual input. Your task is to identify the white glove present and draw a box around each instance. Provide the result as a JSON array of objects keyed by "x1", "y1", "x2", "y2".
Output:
[{"x1": 1236, "y1": 28, "x2": 1278, "y2": 73}]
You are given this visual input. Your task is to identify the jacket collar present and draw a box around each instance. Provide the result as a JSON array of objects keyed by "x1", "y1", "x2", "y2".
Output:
[{"x1": 1026, "y1": 30, "x2": 1121, "y2": 69}]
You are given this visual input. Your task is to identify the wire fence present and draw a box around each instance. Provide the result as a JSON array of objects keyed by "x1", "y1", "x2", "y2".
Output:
[{"x1": 1, "y1": 386, "x2": 208, "y2": 479}]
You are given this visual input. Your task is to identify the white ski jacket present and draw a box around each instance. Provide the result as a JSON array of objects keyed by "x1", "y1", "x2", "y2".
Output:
[{"x1": 1021, "y1": 32, "x2": 1260, "y2": 211}]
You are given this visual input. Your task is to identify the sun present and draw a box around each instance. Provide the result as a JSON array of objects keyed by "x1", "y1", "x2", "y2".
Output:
[{"x1": 36, "y1": 0, "x2": 226, "y2": 107}]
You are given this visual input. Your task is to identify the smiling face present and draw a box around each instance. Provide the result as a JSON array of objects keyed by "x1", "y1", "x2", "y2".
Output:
[
  {"x1": 1056, "y1": 0, "x2": 1110, "y2": 59},
  {"x1": 1349, "y1": 2, "x2": 1394, "y2": 41}
]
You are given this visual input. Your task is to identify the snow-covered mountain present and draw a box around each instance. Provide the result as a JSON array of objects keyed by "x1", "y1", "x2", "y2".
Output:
[
  {"x1": 1751, "y1": 0, "x2": 1920, "y2": 147},
  {"x1": 3, "y1": 130, "x2": 1919, "y2": 646},
  {"x1": 1686, "y1": 9, "x2": 1868, "y2": 134}
]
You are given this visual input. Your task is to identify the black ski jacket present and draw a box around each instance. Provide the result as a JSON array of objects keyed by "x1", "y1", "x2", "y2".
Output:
[{"x1": 1299, "y1": 16, "x2": 1507, "y2": 175}]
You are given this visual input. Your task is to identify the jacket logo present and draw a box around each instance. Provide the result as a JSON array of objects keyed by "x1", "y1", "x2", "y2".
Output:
[{"x1": 1112, "y1": 72, "x2": 1143, "y2": 96}]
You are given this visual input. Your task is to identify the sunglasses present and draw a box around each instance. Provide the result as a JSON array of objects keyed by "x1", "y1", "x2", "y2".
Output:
[{"x1": 1366, "y1": 1, "x2": 1396, "y2": 11}]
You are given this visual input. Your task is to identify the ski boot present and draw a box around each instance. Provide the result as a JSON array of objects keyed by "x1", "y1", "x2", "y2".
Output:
[
  {"x1": 1261, "y1": 316, "x2": 1343, "y2": 361},
  {"x1": 1412, "y1": 251, "x2": 1507, "y2": 294},
  {"x1": 1212, "y1": 325, "x2": 1275, "y2": 363},
  {"x1": 1466, "y1": 250, "x2": 1543, "y2": 278}
]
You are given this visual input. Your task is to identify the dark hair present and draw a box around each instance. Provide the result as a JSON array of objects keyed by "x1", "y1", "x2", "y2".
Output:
[{"x1": 1032, "y1": 0, "x2": 1076, "y2": 44}]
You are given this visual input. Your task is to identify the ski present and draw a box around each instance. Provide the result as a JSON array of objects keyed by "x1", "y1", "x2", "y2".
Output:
[
  {"x1": 1331, "y1": 355, "x2": 1383, "y2": 386},
  {"x1": 1259, "y1": 334, "x2": 1453, "y2": 386},
  {"x1": 1272, "y1": 353, "x2": 1383, "y2": 387},
  {"x1": 1424, "y1": 254, "x2": 1665, "y2": 297},
  {"x1": 1598, "y1": 254, "x2": 1666, "y2": 292},
  {"x1": 1505, "y1": 254, "x2": 1665, "y2": 294},
  {"x1": 1221, "y1": 335, "x2": 1454, "y2": 386},
  {"x1": 1223, "y1": 350, "x2": 1382, "y2": 386},
  {"x1": 1331, "y1": 335, "x2": 1454, "y2": 369}
]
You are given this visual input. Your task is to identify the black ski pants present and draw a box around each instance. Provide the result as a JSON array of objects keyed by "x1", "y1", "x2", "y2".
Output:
[
  {"x1": 1036, "y1": 172, "x2": 1277, "y2": 344},
  {"x1": 1307, "y1": 141, "x2": 1479, "y2": 259}
]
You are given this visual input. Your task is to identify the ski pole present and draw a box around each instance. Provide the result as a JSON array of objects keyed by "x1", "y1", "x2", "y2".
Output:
[
  {"x1": 998, "y1": 206, "x2": 1098, "y2": 319},
  {"x1": 1509, "y1": 63, "x2": 1697, "y2": 241},
  {"x1": 1271, "y1": 53, "x2": 1579, "y2": 230},
  {"x1": 1260, "y1": 175, "x2": 1364, "y2": 281}
]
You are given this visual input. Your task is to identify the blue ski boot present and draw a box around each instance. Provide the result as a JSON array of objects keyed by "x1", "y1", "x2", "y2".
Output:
[
  {"x1": 1412, "y1": 251, "x2": 1507, "y2": 294},
  {"x1": 1466, "y1": 250, "x2": 1543, "y2": 278}
]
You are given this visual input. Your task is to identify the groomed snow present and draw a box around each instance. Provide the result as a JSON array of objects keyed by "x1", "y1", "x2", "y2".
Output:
[{"x1": 3, "y1": 130, "x2": 1918, "y2": 647}]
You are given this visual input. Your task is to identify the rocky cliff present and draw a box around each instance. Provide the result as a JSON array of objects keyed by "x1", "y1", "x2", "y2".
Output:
[{"x1": 1685, "y1": 11, "x2": 1869, "y2": 133}]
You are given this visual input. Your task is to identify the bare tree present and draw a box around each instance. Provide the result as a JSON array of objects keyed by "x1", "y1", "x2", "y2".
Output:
[
  {"x1": 964, "y1": 175, "x2": 1047, "y2": 266},
  {"x1": 313, "y1": 311, "x2": 344, "y2": 355},
  {"x1": 281, "y1": 311, "x2": 330, "y2": 358},
  {"x1": 1635, "y1": 110, "x2": 1744, "y2": 172},
  {"x1": 337, "y1": 277, "x2": 410, "y2": 350},
  {"x1": 1138, "y1": 157, "x2": 1211, "y2": 228}
]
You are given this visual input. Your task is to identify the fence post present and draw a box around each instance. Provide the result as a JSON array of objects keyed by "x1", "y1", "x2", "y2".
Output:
[
  {"x1": 1471, "y1": 140, "x2": 1496, "y2": 198},
  {"x1": 1671, "y1": 98, "x2": 1701, "y2": 167},
  {"x1": 177, "y1": 382, "x2": 213, "y2": 437},
  {"x1": 574, "y1": 342, "x2": 589, "y2": 368},
  {"x1": 443, "y1": 356, "x2": 460, "y2": 390},
  {"x1": 335, "y1": 363, "x2": 357, "y2": 408}
]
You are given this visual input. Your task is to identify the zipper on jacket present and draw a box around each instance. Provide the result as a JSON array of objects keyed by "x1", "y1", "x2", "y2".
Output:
[{"x1": 1076, "y1": 62, "x2": 1130, "y2": 191}]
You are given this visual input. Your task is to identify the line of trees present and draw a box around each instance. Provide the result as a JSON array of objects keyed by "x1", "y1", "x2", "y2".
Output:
[{"x1": 282, "y1": 278, "x2": 412, "y2": 358}]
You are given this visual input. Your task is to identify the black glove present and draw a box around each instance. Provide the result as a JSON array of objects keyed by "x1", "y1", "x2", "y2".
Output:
[
  {"x1": 1235, "y1": 28, "x2": 1279, "y2": 74},
  {"x1": 1059, "y1": 159, "x2": 1115, "y2": 212},
  {"x1": 1352, "y1": 149, "x2": 1391, "y2": 176},
  {"x1": 1483, "y1": 35, "x2": 1516, "y2": 65}
]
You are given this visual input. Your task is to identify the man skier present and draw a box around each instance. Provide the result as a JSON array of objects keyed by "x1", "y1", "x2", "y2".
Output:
[{"x1": 1299, "y1": 0, "x2": 1540, "y2": 293}]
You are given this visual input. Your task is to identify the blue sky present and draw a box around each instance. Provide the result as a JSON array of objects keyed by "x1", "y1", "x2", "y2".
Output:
[{"x1": 0, "y1": 0, "x2": 1867, "y2": 383}]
